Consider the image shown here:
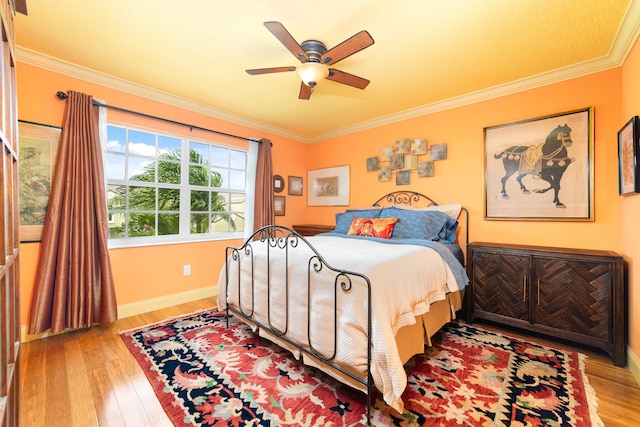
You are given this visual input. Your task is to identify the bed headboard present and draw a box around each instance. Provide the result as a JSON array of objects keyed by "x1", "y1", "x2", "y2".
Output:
[
  {"x1": 372, "y1": 191, "x2": 439, "y2": 208},
  {"x1": 372, "y1": 191, "x2": 469, "y2": 263}
]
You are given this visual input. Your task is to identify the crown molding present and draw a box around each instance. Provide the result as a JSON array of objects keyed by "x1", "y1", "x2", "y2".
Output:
[
  {"x1": 16, "y1": 47, "x2": 306, "y2": 142},
  {"x1": 609, "y1": 0, "x2": 640, "y2": 65},
  {"x1": 309, "y1": 55, "x2": 619, "y2": 142}
]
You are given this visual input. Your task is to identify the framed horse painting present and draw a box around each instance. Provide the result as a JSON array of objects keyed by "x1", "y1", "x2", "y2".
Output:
[{"x1": 483, "y1": 107, "x2": 594, "y2": 220}]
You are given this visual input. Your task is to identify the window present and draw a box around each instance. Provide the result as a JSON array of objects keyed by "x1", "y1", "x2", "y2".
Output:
[{"x1": 105, "y1": 124, "x2": 246, "y2": 246}]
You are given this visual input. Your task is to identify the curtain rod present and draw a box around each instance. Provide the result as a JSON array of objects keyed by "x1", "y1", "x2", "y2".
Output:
[
  {"x1": 18, "y1": 119, "x2": 62, "y2": 130},
  {"x1": 56, "y1": 91, "x2": 261, "y2": 143}
]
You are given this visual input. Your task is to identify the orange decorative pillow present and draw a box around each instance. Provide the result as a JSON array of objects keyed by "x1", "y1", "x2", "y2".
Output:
[{"x1": 347, "y1": 217, "x2": 399, "y2": 239}]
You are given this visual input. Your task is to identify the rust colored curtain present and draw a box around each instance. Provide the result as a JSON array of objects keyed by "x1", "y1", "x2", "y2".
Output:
[
  {"x1": 253, "y1": 138, "x2": 274, "y2": 231},
  {"x1": 28, "y1": 91, "x2": 117, "y2": 334}
]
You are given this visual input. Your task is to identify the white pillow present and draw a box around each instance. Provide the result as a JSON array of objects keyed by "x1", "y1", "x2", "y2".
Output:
[{"x1": 391, "y1": 203, "x2": 462, "y2": 219}]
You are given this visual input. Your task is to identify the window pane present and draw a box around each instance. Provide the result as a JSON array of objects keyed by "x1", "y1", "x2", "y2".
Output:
[
  {"x1": 212, "y1": 192, "x2": 227, "y2": 212},
  {"x1": 107, "y1": 126, "x2": 126, "y2": 153},
  {"x1": 128, "y1": 186, "x2": 156, "y2": 210},
  {"x1": 211, "y1": 213, "x2": 230, "y2": 232},
  {"x1": 210, "y1": 146, "x2": 228, "y2": 167},
  {"x1": 229, "y1": 170, "x2": 245, "y2": 190},
  {"x1": 189, "y1": 165, "x2": 208, "y2": 186},
  {"x1": 107, "y1": 184, "x2": 126, "y2": 210},
  {"x1": 158, "y1": 214, "x2": 180, "y2": 236},
  {"x1": 109, "y1": 223, "x2": 125, "y2": 239},
  {"x1": 158, "y1": 188, "x2": 180, "y2": 211},
  {"x1": 128, "y1": 213, "x2": 156, "y2": 236},
  {"x1": 230, "y1": 150, "x2": 246, "y2": 169},
  {"x1": 128, "y1": 157, "x2": 154, "y2": 181},
  {"x1": 106, "y1": 154, "x2": 126, "y2": 181},
  {"x1": 229, "y1": 193, "x2": 245, "y2": 212},
  {"x1": 128, "y1": 130, "x2": 156, "y2": 157},
  {"x1": 190, "y1": 142, "x2": 209, "y2": 164},
  {"x1": 158, "y1": 136, "x2": 181, "y2": 155},
  {"x1": 190, "y1": 213, "x2": 209, "y2": 234},
  {"x1": 231, "y1": 213, "x2": 244, "y2": 233},
  {"x1": 191, "y1": 190, "x2": 209, "y2": 212},
  {"x1": 158, "y1": 160, "x2": 180, "y2": 184},
  {"x1": 212, "y1": 167, "x2": 227, "y2": 188},
  {"x1": 108, "y1": 210, "x2": 126, "y2": 238}
]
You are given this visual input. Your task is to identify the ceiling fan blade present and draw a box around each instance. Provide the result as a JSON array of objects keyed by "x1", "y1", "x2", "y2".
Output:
[
  {"x1": 327, "y1": 69, "x2": 370, "y2": 90},
  {"x1": 321, "y1": 31, "x2": 374, "y2": 66},
  {"x1": 264, "y1": 21, "x2": 309, "y2": 62},
  {"x1": 246, "y1": 66, "x2": 296, "y2": 75},
  {"x1": 299, "y1": 83, "x2": 312, "y2": 100}
]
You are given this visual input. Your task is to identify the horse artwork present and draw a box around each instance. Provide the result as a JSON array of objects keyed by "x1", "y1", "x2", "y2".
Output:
[
  {"x1": 493, "y1": 124, "x2": 575, "y2": 208},
  {"x1": 485, "y1": 108, "x2": 593, "y2": 220}
]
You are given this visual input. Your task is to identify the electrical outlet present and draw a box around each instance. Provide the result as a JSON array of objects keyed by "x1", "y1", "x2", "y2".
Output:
[{"x1": 183, "y1": 264, "x2": 191, "y2": 276}]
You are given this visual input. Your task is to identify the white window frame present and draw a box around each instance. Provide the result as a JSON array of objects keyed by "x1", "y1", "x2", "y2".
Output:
[{"x1": 105, "y1": 123, "x2": 247, "y2": 248}]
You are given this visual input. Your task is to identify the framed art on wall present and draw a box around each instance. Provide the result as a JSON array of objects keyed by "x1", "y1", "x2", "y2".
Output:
[
  {"x1": 617, "y1": 116, "x2": 640, "y2": 195},
  {"x1": 484, "y1": 107, "x2": 594, "y2": 221},
  {"x1": 274, "y1": 195, "x2": 286, "y2": 216},
  {"x1": 288, "y1": 176, "x2": 303, "y2": 196},
  {"x1": 307, "y1": 165, "x2": 349, "y2": 206},
  {"x1": 273, "y1": 175, "x2": 284, "y2": 193},
  {"x1": 18, "y1": 121, "x2": 61, "y2": 241}
]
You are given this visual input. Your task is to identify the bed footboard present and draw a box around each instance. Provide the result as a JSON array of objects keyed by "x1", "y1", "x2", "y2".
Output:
[{"x1": 223, "y1": 225, "x2": 374, "y2": 426}]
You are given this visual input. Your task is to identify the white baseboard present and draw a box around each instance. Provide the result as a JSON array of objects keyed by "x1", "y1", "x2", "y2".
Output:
[
  {"x1": 629, "y1": 346, "x2": 640, "y2": 387},
  {"x1": 21, "y1": 286, "x2": 217, "y2": 342},
  {"x1": 117, "y1": 286, "x2": 216, "y2": 319}
]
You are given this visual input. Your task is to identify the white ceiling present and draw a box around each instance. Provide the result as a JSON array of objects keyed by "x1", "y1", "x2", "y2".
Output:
[{"x1": 15, "y1": 1, "x2": 640, "y2": 142}]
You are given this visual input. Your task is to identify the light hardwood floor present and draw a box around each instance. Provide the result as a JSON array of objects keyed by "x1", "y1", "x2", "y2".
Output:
[{"x1": 19, "y1": 298, "x2": 640, "y2": 426}]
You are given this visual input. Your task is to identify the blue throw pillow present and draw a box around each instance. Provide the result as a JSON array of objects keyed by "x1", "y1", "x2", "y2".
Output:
[
  {"x1": 380, "y1": 207, "x2": 454, "y2": 241},
  {"x1": 334, "y1": 208, "x2": 382, "y2": 234},
  {"x1": 439, "y1": 216, "x2": 459, "y2": 243}
]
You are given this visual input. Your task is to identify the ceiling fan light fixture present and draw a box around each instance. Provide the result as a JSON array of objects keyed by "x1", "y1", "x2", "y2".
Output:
[{"x1": 297, "y1": 61, "x2": 329, "y2": 87}]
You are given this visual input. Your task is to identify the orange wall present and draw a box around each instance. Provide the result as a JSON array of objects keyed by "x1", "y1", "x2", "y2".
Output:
[
  {"x1": 17, "y1": 63, "x2": 307, "y2": 327},
  {"x1": 307, "y1": 71, "x2": 622, "y2": 252},
  {"x1": 621, "y1": 36, "x2": 640, "y2": 361}
]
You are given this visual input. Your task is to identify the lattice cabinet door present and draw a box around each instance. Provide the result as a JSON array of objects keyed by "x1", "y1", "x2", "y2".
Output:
[
  {"x1": 470, "y1": 249, "x2": 530, "y2": 322},
  {"x1": 532, "y1": 256, "x2": 615, "y2": 356}
]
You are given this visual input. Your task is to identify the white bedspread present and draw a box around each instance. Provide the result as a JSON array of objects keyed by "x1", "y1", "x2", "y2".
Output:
[{"x1": 217, "y1": 234, "x2": 463, "y2": 413}]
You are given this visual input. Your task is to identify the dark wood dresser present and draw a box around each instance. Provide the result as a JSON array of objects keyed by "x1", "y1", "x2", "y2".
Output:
[
  {"x1": 292, "y1": 224, "x2": 335, "y2": 236},
  {"x1": 466, "y1": 242, "x2": 626, "y2": 366}
]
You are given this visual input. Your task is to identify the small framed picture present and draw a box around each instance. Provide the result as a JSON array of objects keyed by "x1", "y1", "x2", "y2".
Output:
[
  {"x1": 273, "y1": 175, "x2": 284, "y2": 193},
  {"x1": 274, "y1": 195, "x2": 286, "y2": 216},
  {"x1": 366, "y1": 156, "x2": 379, "y2": 171},
  {"x1": 395, "y1": 138, "x2": 411, "y2": 154},
  {"x1": 288, "y1": 176, "x2": 303, "y2": 196},
  {"x1": 396, "y1": 170, "x2": 411, "y2": 185},
  {"x1": 307, "y1": 165, "x2": 349, "y2": 206},
  {"x1": 618, "y1": 116, "x2": 640, "y2": 195},
  {"x1": 380, "y1": 146, "x2": 393, "y2": 161}
]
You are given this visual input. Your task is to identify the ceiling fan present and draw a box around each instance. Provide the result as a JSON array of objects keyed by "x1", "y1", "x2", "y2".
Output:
[{"x1": 246, "y1": 21, "x2": 374, "y2": 100}]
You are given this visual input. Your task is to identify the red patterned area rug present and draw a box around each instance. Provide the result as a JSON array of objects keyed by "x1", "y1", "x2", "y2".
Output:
[{"x1": 119, "y1": 309, "x2": 602, "y2": 426}]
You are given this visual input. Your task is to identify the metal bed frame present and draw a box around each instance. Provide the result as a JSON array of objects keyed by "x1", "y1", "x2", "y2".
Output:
[{"x1": 223, "y1": 191, "x2": 467, "y2": 425}]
